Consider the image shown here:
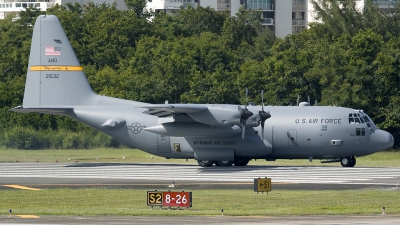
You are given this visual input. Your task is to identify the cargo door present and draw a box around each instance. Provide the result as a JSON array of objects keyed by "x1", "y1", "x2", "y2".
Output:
[{"x1": 158, "y1": 135, "x2": 171, "y2": 153}]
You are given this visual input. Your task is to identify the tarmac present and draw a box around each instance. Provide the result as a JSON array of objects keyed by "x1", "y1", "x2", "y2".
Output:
[{"x1": 1, "y1": 163, "x2": 399, "y2": 224}]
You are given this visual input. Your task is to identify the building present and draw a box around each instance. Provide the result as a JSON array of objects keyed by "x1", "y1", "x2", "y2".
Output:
[
  {"x1": 146, "y1": 0, "x2": 308, "y2": 37},
  {"x1": 2, "y1": 0, "x2": 399, "y2": 37},
  {"x1": 0, "y1": 0, "x2": 126, "y2": 20}
]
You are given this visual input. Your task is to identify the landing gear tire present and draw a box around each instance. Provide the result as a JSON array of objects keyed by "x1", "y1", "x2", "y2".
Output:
[
  {"x1": 233, "y1": 159, "x2": 249, "y2": 166},
  {"x1": 349, "y1": 156, "x2": 356, "y2": 167},
  {"x1": 197, "y1": 160, "x2": 214, "y2": 167},
  {"x1": 340, "y1": 156, "x2": 356, "y2": 167},
  {"x1": 215, "y1": 161, "x2": 233, "y2": 166}
]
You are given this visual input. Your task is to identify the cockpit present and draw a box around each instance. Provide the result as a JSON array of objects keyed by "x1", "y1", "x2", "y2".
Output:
[{"x1": 348, "y1": 110, "x2": 376, "y2": 129}]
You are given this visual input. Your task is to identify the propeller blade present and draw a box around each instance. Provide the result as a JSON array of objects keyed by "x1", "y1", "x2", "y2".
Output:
[
  {"x1": 238, "y1": 104, "x2": 253, "y2": 140},
  {"x1": 315, "y1": 99, "x2": 318, "y2": 106},
  {"x1": 261, "y1": 119, "x2": 265, "y2": 140},
  {"x1": 261, "y1": 90, "x2": 264, "y2": 112},
  {"x1": 258, "y1": 90, "x2": 271, "y2": 140},
  {"x1": 308, "y1": 95, "x2": 310, "y2": 104},
  {"x1": 296, "y1": 95, "x2": 300, "y2": 106}
]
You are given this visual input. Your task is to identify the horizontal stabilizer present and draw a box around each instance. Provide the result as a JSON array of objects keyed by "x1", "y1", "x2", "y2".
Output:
[{"x1": 10, "y1": 106, "x2": 72, "y2": 115}]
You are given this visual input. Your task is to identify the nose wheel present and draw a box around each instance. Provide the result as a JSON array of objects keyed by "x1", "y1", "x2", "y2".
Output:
[{"x1": 340, "y1": 156, "x2": 356, "y2": 167}]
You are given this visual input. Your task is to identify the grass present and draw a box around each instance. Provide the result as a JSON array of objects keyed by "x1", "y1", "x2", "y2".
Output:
[
  {"x1": 0, "y1": 148, "x2": 399, "y2": 167},
  {"x1": 0, "y1": 188, "x2": 399, "y2": 216}
]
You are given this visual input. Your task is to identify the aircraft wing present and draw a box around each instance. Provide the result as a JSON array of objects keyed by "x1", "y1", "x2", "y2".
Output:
[
  {"x1": 139, "y1": 103, "x2": 268, "y2": 139},
  {"x1": 139, "y1": 104, "x2": 243, "y2": 137},
  {"x1": 139, "y1": 104, "x2": 208, "y2": 118}
]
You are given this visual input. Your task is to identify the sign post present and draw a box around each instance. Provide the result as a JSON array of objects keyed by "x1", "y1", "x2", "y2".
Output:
[
  {"x1": 254, "y1": 177, "x2": 271, "y2": 193},
  {"x1": 147, "y1": 191, "x2": 192, "y2": 209}
]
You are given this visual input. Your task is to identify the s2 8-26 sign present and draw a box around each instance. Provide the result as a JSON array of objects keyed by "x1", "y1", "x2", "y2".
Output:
[{"x1": 147, "y1": 191, "x2": 192, "y2": 208}]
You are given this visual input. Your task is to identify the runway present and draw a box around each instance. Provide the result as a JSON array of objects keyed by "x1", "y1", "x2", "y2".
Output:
[
  {"x1": 0, "y1": 163, "x2": 400, "y2": 190},
  {"x1": 1, "y1": 163, "x2": 400, "y2": 224}
]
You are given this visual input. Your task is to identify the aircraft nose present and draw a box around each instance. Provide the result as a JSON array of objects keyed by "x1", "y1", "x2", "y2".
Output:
[{"x1": 370, "y1": 129, "x2": 394, "y2": 150}]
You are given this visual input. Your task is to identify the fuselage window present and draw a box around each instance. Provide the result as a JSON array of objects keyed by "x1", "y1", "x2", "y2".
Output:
[{"x1": 356, "y1": 128, "x2": 366, "y2": 136}]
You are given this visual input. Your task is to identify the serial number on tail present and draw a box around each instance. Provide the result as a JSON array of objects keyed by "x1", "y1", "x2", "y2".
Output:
[{"x1": 46, "y1": 74, "x2": 59, "y2": 78}]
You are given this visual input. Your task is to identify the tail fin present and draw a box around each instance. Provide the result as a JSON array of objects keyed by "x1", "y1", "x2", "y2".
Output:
[{"x1": 22, "y1": 15, "x2": 95, "y2": 108}]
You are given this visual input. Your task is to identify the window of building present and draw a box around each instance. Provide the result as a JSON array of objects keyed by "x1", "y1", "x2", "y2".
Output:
[
  {"x1": 292, "y1": 26, "x2": 304, "y2": 33},
  {"x1": 292, "y1": 12, "x2": 304, "y2": 20},
  {"x1": 246, "y1": 0, "x2": 272, "y2": 10},
  {"x1": 262, "y1": 11, "x2": 273, "y2": 18},
  {"x1": 16, "y1": 3, "x2": 21, "y2": 7},
  {"x1": 292, "y1": 0, "x2": 304, "y2": 5}
]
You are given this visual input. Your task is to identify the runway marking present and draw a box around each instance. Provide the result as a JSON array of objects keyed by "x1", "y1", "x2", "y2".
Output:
[
  {"x1": 3, "y1": 185, "x2": 41, "y2": 191},
  {"x1": 0, "y1": 163, "x2": 399, "y2": 185},
  {"x1": 16, "y1": 215, "x2": 40, "y2": 218}
]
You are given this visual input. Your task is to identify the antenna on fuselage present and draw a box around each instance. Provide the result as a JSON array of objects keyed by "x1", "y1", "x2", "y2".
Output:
[{"x1": 296, "y1": 95, "x2": 300, "y2": 106}]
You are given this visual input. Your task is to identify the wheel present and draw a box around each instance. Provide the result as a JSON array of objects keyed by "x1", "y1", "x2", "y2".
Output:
[
  {"x1": 349, "y1": 156, "x2": 356, "y2": 167},
  {"x1": 215, "y1": 161, "x2": 233, "y2": 166},
  {"x1": 340, "y1": 156, "x2": 356, "y2": 167},
  {"x1": 197, "y1": 160, "x2": 214, "y2": 167},
  {"x1": 233, "y1": 159, "x2": 249, "y2": 166}
]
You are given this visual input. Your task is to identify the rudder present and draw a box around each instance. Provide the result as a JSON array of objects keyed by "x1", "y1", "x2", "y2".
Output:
[{"x1": 23, "y1": 15, "x2": 95, "y2": 108}]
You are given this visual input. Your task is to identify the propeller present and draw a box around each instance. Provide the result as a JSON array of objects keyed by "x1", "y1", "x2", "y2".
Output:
[
  {"x1": 296, "y1": 95, "x2": 300, "y2": 106},
  {"x1": 257, "y1": 90, "x2": 271, "y2": 140},
  {"x1": 308, "y1": 95, "x2": 310, "y2": 104},
  {"x1": 238, "y1": 88, "x2": 253, "y2": 139}
]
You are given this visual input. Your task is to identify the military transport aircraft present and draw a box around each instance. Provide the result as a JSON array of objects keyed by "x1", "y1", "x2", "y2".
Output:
[{"x1": 12, "y1": 15, "x2": 394, "y2": 167}]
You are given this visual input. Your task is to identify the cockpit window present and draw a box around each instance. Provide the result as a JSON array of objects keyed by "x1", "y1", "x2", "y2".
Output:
[
  {"x1": 349, "y1": 113, "x2": 362, "y2": 124},
  {"x1": 349, "y1": 113, "x2": 369, "y2": 127},
  {"x1": 350, "y1": 111, "x2": 376, "y2": 129}
]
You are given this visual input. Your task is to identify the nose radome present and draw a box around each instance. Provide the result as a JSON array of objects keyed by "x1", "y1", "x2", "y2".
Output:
[{"x1": 370, "y1": 129, "x2": 394, "y2": 150}]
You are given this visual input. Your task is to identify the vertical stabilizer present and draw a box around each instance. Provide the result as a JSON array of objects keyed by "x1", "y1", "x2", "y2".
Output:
[{"x1": 23, "y1": 15, "x2": 95, "y2": 108}]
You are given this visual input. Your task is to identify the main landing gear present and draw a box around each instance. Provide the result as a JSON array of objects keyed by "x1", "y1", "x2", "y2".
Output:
[
  {"x1": 197, "y1": 159, "x2": 250, "y2": 167},
  {"x1": 340, "y1": 156, "x2": 356, "y2": 167}
]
